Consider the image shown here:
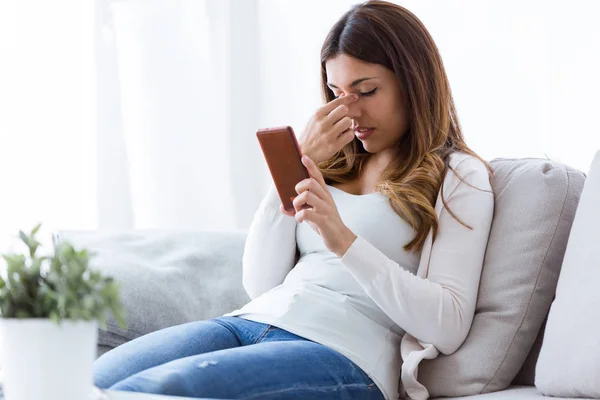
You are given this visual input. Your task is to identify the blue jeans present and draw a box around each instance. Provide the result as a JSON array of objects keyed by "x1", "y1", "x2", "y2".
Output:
[{"x1": 93, "y1": 316, "x2": 384, "y2": 399}]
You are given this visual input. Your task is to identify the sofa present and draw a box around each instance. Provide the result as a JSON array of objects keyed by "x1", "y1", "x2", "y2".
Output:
[{"x1": 55, "y1": 153, "x2": 600, "y2": 400}]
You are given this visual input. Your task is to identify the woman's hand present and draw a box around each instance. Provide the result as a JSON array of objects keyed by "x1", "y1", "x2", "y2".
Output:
[
  {"x1": 298, "y1": 93, "x2": 359, "y2": 164},
  {"x1": 280, "y1": 155, "x2": 357, "y2": 258}
]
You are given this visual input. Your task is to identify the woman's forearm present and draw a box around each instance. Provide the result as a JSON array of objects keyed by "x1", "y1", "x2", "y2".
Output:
[{"x1": 242, "y1": 184, "x2": 298, "y2": 299}]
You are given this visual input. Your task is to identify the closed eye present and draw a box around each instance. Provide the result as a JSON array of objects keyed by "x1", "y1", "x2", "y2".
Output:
[
  {"x1": 333, "y1": 88, "x2": 378, "y2": 99},
  {"x1": 359, "y1": 88, "x2": 377, "y2": 97}
]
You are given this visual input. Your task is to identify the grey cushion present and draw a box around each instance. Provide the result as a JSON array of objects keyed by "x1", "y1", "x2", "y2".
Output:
[
  {"x1": 511, "y1": 317, "x2": 547, "y2": 386},
  {"x1": 54, "y1": 229, "x2": 250, "y2": 355},
  {"x1": 418, "y1": 158, "x2": 585, "y2": 397},
  {"x1": 97, "y1": 344, "x2": 113, "y2": 358}
]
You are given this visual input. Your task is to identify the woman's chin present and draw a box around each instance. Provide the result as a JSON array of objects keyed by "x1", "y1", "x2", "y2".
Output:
[{"x1": 360, "y1": 141, "x2": 377, "y2": 153}]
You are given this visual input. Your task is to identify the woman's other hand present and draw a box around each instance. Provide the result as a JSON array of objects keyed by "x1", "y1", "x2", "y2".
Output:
[{"x1": 280, "y1": 155, "x2": 357, "y2": 258}]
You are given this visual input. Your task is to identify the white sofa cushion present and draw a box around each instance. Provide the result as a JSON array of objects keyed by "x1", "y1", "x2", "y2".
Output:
[
  {"x1": 535, "y1": 150, "x2": 600, "y2": 398},
  {"x1": 432, "y1": 385, "x2": 580, "y2": 400}
]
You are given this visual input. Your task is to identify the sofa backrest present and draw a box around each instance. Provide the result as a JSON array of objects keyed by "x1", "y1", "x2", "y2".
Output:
[
  {"x1": 55, "y1": 229, "x2": 251, "y2": 357},
  {"x1": 58, "y1": 157, "x2": 585, "y2": 390}
]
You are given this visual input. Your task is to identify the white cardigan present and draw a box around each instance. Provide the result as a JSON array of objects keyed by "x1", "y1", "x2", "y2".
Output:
[
  {"x1": 345, "y1": 153, "x2": 494, "y2": 399},
  {"x1": 231, "y1": 152, "x2": 494, "y2": 399}
]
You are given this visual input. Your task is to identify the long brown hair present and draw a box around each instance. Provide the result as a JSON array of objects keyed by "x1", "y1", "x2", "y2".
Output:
[{"x1": 319, "y1": 0, "x2": 493, "y2": 253}]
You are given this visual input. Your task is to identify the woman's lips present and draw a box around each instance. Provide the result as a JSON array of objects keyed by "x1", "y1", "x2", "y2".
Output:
[{"x1": 355, "y1": 127, "x2": 374, "y2": 140}]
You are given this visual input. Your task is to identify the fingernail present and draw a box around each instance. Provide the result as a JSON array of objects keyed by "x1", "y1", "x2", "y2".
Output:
[
  {"x1": 352, "y1": 93, "x2": 359, "y2": 100},
  {"x1": 302, "y1": 155, "x2": 308, "y2": 163}
]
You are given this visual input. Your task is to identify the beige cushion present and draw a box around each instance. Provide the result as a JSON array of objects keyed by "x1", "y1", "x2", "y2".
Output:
[
  {"x1": 418, "y1": 158, "x2": 585, "y2": 397},
  {"x1": 535, "y1": 150, "x2": 600, "y2": 398}
]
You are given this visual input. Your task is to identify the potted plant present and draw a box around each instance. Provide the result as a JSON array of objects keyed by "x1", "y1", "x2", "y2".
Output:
[{"x1": 0, "y1": 224, "x2": 126, "y2": 400}]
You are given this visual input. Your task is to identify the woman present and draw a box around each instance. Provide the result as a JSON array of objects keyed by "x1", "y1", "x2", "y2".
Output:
[{"x1": 94, "y1": 1, "x2": 494, "y2": 399}]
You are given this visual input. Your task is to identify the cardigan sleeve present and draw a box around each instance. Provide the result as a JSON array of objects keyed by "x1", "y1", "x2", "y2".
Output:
[
  {"x1": 242, "y1": 184, "x2": 299, "y2": 299},
  {"x1": 340, "y1": 157, "x2": 494, "y2": 355}
]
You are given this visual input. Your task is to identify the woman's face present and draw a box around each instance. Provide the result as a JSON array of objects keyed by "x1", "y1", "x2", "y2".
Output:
[{"x1": 325, "y1": 54, "x2": 409, "y2": 161}]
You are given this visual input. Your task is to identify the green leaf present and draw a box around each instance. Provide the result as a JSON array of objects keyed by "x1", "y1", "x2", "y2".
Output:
[
  {"x1": 31, "y1": 223, "x2": 42, "y2": 236},
  {"x1": 4, "y1": 254, "x2": 25, "y2": 271},
  {"x1": 57, "y1": 294, "x2": 66, "y2": 311},
  {"x1": 30, "y1": 257, "x2": 42, "y2": 276},
  {"x1": 19, "y1": 231, "x2": 29, "y2": 246},
  {"x1": 82, "y1": 295, "x2": 95, "y2": 311},
  {"x1": 29, "y1": 241, "x2": 40, "y2": 258}
]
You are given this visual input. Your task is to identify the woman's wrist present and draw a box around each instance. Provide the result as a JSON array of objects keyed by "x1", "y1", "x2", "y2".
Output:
[
  {"x1": 333, "y1": 227, "x2": 358, "y2": 258},
  {"x1": 299, "y1": 143, "x2": 319, "y2": 165}
]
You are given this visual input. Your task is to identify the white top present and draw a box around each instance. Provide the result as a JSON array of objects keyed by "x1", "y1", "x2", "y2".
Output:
[{"x1": 224, "y1": 152, "x2": 494, "y2": 400}]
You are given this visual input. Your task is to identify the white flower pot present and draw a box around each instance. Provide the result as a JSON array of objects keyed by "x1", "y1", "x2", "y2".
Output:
[{"x1": 0, "y1": 319, "x2": 98, "y2": 400}]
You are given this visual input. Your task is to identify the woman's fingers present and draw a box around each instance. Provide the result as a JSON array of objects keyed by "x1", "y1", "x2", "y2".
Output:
[
  {"x1": 337, "y1": 125, "x2": 356, "y2": 144},
  {"x1": 280, "y1": 204, "x2": 295, "y2": 217},
  {"x1": 329, "y1": 116, "x2": 353, "y2": 138},
  {"x1": 295, "y1": 178, "x2": 329, "y2": 201},
  {"x1": 315, "y1": 93, "x2": 358, "y2": 118},
  {"x1": 295, "y1": 208, "x2": 323, "y2": 226},
  {"x1": 301, "y1": 155, "x2": 328, "y2": 189},
  {"x1": 293, "y1": 190, "x2": 327, "y2": 214},
  {"x1": 324, "y1": 104, "x2": 349, "y2": 126}
]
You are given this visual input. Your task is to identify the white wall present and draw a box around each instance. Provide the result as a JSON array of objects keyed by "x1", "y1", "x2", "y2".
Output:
[
  {"x1": 1, "y1": 0, "x2": 599, "y2": 252},
  {"x1": 258, "y1": 0, "x2": 600, "y2": 170},
  {"x1": 0, "y1": 0, "x2": 96, "y2": 250}
]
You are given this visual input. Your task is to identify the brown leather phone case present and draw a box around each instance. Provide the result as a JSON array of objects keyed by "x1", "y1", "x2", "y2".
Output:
[{"x1": 256, "y1": 126, "x2": 310, "y2": 212}]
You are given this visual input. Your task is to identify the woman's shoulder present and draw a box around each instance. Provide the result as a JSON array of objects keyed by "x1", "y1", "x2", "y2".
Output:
[
  {"x1": 445, "y1": 152, "x2": 492, "y2": 192},
  {"x1": 448, "y1": 152, "x2": 487, "y2": 171}
]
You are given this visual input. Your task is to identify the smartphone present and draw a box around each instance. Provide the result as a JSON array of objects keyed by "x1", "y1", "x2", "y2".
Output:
[{"x1": 256, "y1": 126, "x2": 311, "y2": 212}]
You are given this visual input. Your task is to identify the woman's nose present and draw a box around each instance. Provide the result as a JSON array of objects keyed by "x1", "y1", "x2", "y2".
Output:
[{"x1": 345, "y1": 99, "x2": 361, "y2": 119}]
